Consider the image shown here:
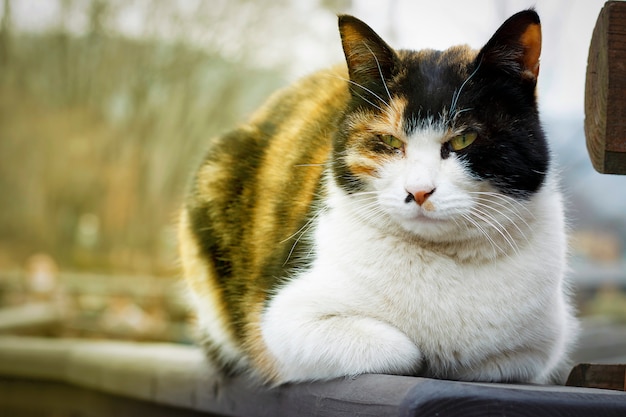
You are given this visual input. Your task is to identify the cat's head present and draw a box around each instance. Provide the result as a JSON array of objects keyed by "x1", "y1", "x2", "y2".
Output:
[{"x1": 332, "y1": 10, "x2": 550, "y2": 245}]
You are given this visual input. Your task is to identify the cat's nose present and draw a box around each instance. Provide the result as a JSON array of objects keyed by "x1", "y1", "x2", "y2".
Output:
[{"x1": 405, "y1": 188, "x2": 435, "y2": 205}]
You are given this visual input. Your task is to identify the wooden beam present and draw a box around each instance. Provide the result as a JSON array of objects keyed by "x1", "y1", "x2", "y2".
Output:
[
  {"x1": 2, "y1": 336, "x2": 626, "y2": 416},
  {"x1": 585, "y1": 1, "x2": 626, "y2": 175}
]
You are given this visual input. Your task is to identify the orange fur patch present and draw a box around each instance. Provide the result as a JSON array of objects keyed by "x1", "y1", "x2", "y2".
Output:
[
  {"x1": 244, "y1": 301, "x2": 281, "y2": 382},
  {"x1": 195, "y1": 154, "x2": 235, "y2": 204},
  {"x1": 347, "y1": 96, "x2": 408, "y2": 136},
  {"x1": 423, "y1": 200, "x2": 435, "y2": 212},
  {"x1": 344, "y1": 96, "x2": 408, "y2": 179},
  {"x1": 247, "y1": 70, "x2": 346, "y2": 273},
  {"x1": 520, "y1": 23, "x2": 541, "y2": 79}
]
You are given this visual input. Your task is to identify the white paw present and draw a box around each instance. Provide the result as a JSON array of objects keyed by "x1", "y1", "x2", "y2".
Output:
[{"x1": 263, "y1": 314, "x2": 422, "y2": 383}]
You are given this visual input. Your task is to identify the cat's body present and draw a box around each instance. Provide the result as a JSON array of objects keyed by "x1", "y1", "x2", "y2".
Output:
[{"x1": 179, "y1": 10, "x2": 578, "y2": 385}]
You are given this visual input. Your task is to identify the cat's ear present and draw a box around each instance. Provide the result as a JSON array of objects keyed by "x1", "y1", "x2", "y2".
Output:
[
  {"x1": 477, "y1": 10, "x2": 541, "y2": 82},
  {"x1": 338, "y1": 15, "x2": 397, "y2": 89}
]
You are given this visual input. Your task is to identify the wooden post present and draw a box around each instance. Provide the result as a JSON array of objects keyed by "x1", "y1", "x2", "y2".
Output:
[
  {"x1": 567, "y1": 364, "x2": 626, "y2": 391},
  {"x1": 585, "y1": 1, "x2": 626, "y2": 175}
]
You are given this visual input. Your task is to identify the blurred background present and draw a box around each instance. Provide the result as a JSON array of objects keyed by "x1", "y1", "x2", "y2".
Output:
[{"x1": 0, "y1": 0, "x2": 624, "y2": 361}]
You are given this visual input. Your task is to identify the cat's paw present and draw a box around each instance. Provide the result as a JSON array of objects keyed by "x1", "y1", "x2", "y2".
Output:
[{"x1": 262, "y1": 314, "x2": 422, "y2": 383}]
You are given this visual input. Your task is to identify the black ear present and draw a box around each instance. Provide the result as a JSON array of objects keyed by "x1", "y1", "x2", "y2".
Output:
[
  {"x1": 477, "y1": 10, "x2": 542, "y2": 82},
  {"x1": 338, "y1": 15, "x2": 398, "y2": 90}
]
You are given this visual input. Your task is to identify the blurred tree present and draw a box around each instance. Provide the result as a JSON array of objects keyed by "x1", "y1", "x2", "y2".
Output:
[
  {"x1": 0, "y1": 0, "x2": 314, "y2": 274},
  {"x1": 0, "y1": 0, "x2": 11, "y2": 72}
]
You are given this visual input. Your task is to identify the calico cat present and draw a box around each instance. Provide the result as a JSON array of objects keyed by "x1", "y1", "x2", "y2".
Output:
[{"x1": 178, "y1": 10, "x2": 578, "y2": 385}]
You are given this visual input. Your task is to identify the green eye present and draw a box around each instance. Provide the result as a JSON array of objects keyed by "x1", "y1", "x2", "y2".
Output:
[
  {"x1": 449, "y1": 131, "x2": 477, "y2": 151},
  {"x1": 380, "y1": 134, "x2": 404, "y2": 150}
]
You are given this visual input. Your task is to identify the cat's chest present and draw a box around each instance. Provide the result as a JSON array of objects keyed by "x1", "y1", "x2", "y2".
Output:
[
  {"x1": 308, "y1": 204, "x2": 556, "y2": 346},
  {"x1": 322, "y1": 231, "x2": 517, "y2": 319},
  {"x1": 315, "y1": 205, "x2": 514, "y2": 298}
]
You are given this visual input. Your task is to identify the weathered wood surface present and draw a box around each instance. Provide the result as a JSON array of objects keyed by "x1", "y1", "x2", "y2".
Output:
[
  {"x1": 585, "y1": 0, "x2": 626, "y2": 174},
  {"x1": 2, "y1": 336, "x2": 626, "y2": 417}
]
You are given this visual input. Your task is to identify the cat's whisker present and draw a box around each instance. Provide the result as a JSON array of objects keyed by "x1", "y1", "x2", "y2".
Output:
[
  {"x1": 282, "y1": 226, "x2": 312, "y2": 264},
  {"x1": 327, "y1": 74, "x2": 392, "y2": 111},
  {"x1": 452, "y1": 213, "x2": 476, "y2": 236},
  {"x1": 469, "y1": 191, "x2": 534, "y2": 219},
  {"x1": 460, "y1": 213, "x2": 504, "y2": 255},
  {"x1": 361, "y1": 40, "x2": 393, "y2": 104},
  {"x1": 468, "y1": 207, "x2": 520, "y2": 255},
  {"x1": 352, "y1": 190, "x2": 383, "y2": 202},
  {"x1": 471, "y1": 195, "x2": 534, "y2": 246},
  {"x1": 347, "y1": 198, "x2": 393, "y2": 229},
  {"x1": 352, "y1": 89, "x2": 385, "y2": 112},
  {"x1": 467, "y1": 205, "x2": 519, "y2": 252},
  {"x1": 469, "y1": 193, "x2": 534, "y2": 233},
  {"x1": 350, "y1": 200, "x2": 385, "y2": 219},
  {"x1": 450, "y1": 60, "x2": 482, "y2": 118},
  {"x1": 453, "y1": 107, "x2": 473, "y2": 116},
  {"x1": 448, "y1": 215, "x2": 471, "y2": 238},
  {"x1": 472, "y1": 195, "x2": 530, "y2": 228},
  {"x1": 280, "y1": 216, "x2": 317, "y2": 245},
  {"x1": 351, "y1": 190, "x2": 382, "y2": 198},
  {"x1": 282, "y1": 207, "x2": 327, "y2": 266},
  {"x1": 474, "y1": 191, "x2": 530, "y2": 211},
  {"x1": 471, "y1": 200, "x2": 530, "y2": 244}
]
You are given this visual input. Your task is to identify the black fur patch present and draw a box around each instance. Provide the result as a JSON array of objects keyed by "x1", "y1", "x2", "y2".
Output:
[
  {"x1": 336, "y1": 10, "x2": 549, "y2": 198},
  {"x1": 399, "y1": 49, "x2": 548, "y2": 197}
]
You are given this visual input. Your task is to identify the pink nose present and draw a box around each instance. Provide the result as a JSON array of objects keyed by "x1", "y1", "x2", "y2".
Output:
[{"x1": 406, "y1": 188, "x2": 435, "y2": 205}]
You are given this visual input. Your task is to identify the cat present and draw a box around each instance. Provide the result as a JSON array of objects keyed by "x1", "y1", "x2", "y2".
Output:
[{"x1": 178, "y1": 9, "x2": 579, "y2": 385}]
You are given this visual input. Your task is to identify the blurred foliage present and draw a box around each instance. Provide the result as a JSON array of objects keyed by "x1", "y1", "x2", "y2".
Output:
[{"x1": 0, "y1": 0, "x2": 293, "y2": 275}]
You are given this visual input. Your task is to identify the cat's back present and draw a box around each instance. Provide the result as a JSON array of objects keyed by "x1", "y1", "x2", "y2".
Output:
[
  {"x1": 185, "y1": 65, "x2": 349, "y2": 259},
  {"x1": 179, "y1": 66, "x2": 350, "y2": 369},
  {"x1": 190, "y1": 66, "x2": 348, "y2": 200}
]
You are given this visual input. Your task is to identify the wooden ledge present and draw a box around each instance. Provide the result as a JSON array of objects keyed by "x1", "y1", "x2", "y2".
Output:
[{"x1": 1, "y1": 336, "x2": 626, "y2": 416}]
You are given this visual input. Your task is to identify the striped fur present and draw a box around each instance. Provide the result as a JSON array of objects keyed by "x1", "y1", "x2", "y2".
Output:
[{"x1": 180, "y1": 67, "x2": 349, "y2": 376}]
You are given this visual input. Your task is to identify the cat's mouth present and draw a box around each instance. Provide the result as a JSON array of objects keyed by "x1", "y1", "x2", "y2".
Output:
[
  {"x1": 402, "y1": 207, "x2": 449, "y2": 226},
  {"x1": 412, "y1": 212, "x2": 445, "y2": 224},
  {"x1": 392, "y1": 210, "x2": 456, "y2": 241}
]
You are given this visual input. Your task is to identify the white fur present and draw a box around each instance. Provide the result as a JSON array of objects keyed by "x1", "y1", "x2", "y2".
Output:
[{"x1": 261, "y1": 125, "x2": 578, "y2": 384}]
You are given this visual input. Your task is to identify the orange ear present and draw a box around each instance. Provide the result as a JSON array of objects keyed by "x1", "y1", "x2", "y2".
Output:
[
  {"x1": 338, "y1": 15, "x2": 397, "y2": 88},
  {"x1": 520, "y1": 22, "x2": 541, "y2": 79},
  {"x1": 478, "y1": 10, "x2": 542, "y2": 82}
]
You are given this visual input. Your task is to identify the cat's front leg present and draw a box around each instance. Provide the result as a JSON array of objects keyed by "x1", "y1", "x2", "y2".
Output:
[{"x1": 260, "y1": 289, "x2": 422, "y2": 383}]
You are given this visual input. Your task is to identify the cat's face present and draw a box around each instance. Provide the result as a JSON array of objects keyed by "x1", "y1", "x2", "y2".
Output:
[{"x1": 332, "y1": 12, "x2": 549, "y2": 243}]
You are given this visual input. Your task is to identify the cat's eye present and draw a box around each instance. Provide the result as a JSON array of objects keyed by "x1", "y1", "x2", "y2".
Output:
[
  {"x1": 449, "y1": 131, "x2": 477, "y2": 151},
  {"x1": 379, "y1": 134, "x2": 404, "y2": 150}
]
